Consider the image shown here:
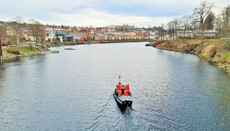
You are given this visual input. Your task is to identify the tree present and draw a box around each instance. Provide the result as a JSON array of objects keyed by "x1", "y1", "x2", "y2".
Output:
[
  {"x1": 204, "y1": 12, "x2": 215, "y2": 30},
  {"x1": 11, "y1": 17, "x2": 24, "y2": 44},
  {"x1": 167, "y1": 19, "x2": 181, "y2": 40},
  {"x1": 28, "y1": 19, "x2": 45, "y2": 43},
  {"x1": 218, "y1": 5, "x2": 230, "y2": 44},
  {"x1": 193, "y1": 0, "x2": 214, "y2": 38},
  {"x1": 181, "y1": 16, "x2": 192, "y2": 39},
  {"x1": 215, "y1": 16, "x2": 224, "y2": 30},
  {"x1": 157, "y1": 24, "x2": 167, "y2": 39},
  {"x1": 167, "y1": 21, "x2": 176, "y2": 39},
  {"x1": 222, "y1": 5, "x2": 230, "y2": 26},
  {"x1": 85, "y1": 31, "x2": 92, "y2": 41},
  {"x1": 219, "y1": 25, "x2": 230, "y2": 44},
  {"x1": 0, "y1": 22, "x2": 7, "y2": 43}
]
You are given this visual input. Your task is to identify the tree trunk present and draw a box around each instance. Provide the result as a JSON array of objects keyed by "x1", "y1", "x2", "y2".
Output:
[
  {"x1": 16, "y1": 34, "x2": 20, "y2": 45},
  {"x1": 201, "y1": 23, "x2": 204, "y2": 39}
]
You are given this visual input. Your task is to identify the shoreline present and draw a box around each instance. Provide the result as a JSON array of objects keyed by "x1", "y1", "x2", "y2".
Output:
[
  {"x1": 1, "y1": 50, "x2": 59, "y2": 62},
  {"x1": 0, "y1": 40, "x2": 151, "y2": 62},
  {"x1": 0, "y1": 45, "x2": 59, "y2": 63},
  {"x1": 88, "y1": 39, "x2": 155, "y2": 44},
  {"x1": 147, "y1": 40, "x2": 230, "y2": 75}
]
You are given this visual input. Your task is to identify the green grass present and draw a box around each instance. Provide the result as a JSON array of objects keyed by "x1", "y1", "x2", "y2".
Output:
[
  {"x1": 16, "y1": 47, "x2": 39, "y2": 52},
  {"x1": 222, "y1": 51, "x2": 230, "y2": 58},
  {"x1": 2, "y1": 48, "x2": 8, "y2": 54},
  {"x1": 190, "y1": 39, "x2": 222, "y2": 44},
  {"x1": 175, "y1": 39, "x2": 223, "y2": 45},
  {"x1": 2, "y1": 47, "x2": 39, "y2": 55},
  {"x1": 203, "y1": 39, "x2": 222, "y2": 43}
]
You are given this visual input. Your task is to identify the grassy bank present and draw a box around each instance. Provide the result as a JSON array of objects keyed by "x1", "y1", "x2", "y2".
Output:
[
  {"x1": 2, "y1": 47, "x2": 40, "y2": 54},
  {"x1": 148, "y1": 39, "x2": 230, "y2": 75},
  {"x1": 1, "y1": 45, "x2": 58, "y2": 62}
]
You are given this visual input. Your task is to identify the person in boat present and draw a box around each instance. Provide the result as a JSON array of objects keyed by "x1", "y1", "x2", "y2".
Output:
[
  {"x1": 122, "y1": 85, "x2": 125, "y2": 95},
  {"x1": 118, "y1": 90, "x2": 122, "y2": 96},
  {"x1": 119, "y1": 82, "x2": 122, "y2": 88},
  {"x1": 124, "y1": 88, "x2": 128, "y2": 95},
  {"x1": 125, "y1": 84, "x2": 129, "y2": 92},
  {"x1": 116, "y1": 83, "x2": 122, "y2": 96},
  {"x1": 125, "y1": 84, "x2": 131, "y2": 96}
]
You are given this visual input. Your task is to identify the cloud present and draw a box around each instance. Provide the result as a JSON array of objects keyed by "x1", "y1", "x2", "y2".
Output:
[
  {"x1": 0, "y1": 0, "x2": 229, "y2": 26},
  {"x1": 47, "y1": 8, "x2": 170, "y2": 26}
]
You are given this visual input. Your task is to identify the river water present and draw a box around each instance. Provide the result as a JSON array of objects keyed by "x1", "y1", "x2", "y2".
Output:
[{"x1": 0, "y1": 42, "x2": 230, "y2": 130}]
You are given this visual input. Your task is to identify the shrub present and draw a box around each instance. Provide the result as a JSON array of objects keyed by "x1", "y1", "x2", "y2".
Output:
[
  {"x1": 7, "y1": 50, "x2": 20, "y2": 55},
  {"x1": 2, "y1": 43, "x2": 11, "y2": 46},
  {"x1": 152, "y1": 40, "x2": 166, "y2": 47}
]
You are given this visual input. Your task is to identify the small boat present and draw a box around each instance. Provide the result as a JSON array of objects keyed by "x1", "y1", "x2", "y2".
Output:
[
  {"x1": 113, "y1": 89, "x2": 132, "y2": 107},
  {"x1": 113, "y1": 76, "x2": 132, "y2": 107}
]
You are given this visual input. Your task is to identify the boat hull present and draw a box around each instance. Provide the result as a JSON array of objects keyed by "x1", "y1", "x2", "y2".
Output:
[{"x1": 113, "y1": 92, "x2": 132, "y2": 107}]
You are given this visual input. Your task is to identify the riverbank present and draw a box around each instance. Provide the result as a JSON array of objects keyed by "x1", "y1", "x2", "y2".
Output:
[
  {"x1": 0, "y1": 44, "x2": 58, "y2": 62},
  {"x1": 0, "y1": 40, "x2": 154, "y2": 62},
  {"x1": 88, "y1": 39, "x2": 156, "y2": 44},
  {"x1": 147, "y1": 39, "x2": 230, "y2": 75}
]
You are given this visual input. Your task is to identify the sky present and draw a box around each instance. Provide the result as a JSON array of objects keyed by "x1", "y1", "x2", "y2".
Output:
[{"x1": 0, "y1": 0, "x2": 229, "y2": 27}]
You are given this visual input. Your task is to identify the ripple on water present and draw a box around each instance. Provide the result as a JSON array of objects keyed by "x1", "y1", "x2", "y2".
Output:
[{"x1": 0, "y1": 43, "x2": 230, "y2": 130}]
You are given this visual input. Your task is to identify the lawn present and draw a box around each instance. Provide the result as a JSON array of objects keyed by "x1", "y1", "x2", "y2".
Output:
[
  {"x1": 223, "y1": 51, "x2": 230, "y2": 59},
  {"x1": 2, "y1": 47, "x2": 40, "y2": 55}
]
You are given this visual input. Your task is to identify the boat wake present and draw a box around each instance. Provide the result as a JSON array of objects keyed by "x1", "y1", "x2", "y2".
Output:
[{"x1": 86, "y1": 95, "x2": 113, "y2": 130}]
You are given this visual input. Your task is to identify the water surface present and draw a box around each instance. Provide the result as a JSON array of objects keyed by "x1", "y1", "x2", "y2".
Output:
[{"x1": 0, "y1": 42, "x2": 230, "y2": 130}]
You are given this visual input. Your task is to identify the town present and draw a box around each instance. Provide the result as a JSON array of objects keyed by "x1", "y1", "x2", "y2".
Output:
[
  {"x1": 0, "y1": 19, "x2": 220, "y2": 46},
  {"x1": 0, "y1": 21, "x2": 160, "y2": 45}
]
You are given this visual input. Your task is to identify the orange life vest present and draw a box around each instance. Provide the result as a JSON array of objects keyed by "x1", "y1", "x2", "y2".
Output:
[
  {"x1": 125, "y1": 84, "x2": 129, "y2": 92},
  {"x1": 124, "y1": 89, "x2": 128, "y2": 95},
  {"x1": 118, "y1": 90, "x2": 122, "y2": 96},
  {"x1": 116, "y1": 85, "x2": 120, "y2": 90}
]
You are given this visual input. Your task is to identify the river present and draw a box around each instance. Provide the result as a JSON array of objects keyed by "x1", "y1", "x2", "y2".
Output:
[{"x1": 0, "y1": 42, "x2": 230, "y2": 130}]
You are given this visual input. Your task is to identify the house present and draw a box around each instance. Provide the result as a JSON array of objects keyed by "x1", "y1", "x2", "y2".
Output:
[
  {"x1": 6, "y1": 26, "x2": 15, "y2": 36},
  {"x1": 176, "y1": 30, "x2": 194, "y2": 39},
  {"x1": 195, "y1": 30, "x2": 218, "y2": 38},
  {"x1": 65, "y1": 33, "x2": 86, "y2": 42},
  {"x1": 176, "y1": 30, "x2": 219, "y2": 39},
  {"x1": 29, "y1": 35, "x2": 36, "y2": 42},
  {"x1": 45, "y1": 29, "x2": 56, "y2": 42},
  {"x1": 45, "y1": 27, "x2": 64, "y2": 42},
  {"x1": 22, "y1": 31, "x2": 30, "y2": 41}
]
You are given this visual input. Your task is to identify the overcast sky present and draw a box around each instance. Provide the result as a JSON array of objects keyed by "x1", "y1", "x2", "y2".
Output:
[{"x1": 0, "y1": 0, "x2": 229, "y2": 27}]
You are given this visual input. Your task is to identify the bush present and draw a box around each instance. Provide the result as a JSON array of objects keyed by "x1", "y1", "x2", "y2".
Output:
[
  {"x1": 7, "y1": 50, "x2": 20, "y2": 55},
  {"x1": 152, "y1": 40, "x2": 166, "y2": 47},
  {"x1": 2, "y1": 43, "x2": 11, "y2": 46}
]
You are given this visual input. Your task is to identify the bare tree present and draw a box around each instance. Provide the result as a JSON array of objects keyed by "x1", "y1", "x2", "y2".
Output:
[
  {"x1": 204, "y1": 11, "x2": 215, "y2": 30},
  {"x1": 218, "y1": 6, "x2": 230, "y2": 44},
  {"x1": 28, "y1": 19, "x2": 45, "y2": 43},
  {"x1": 193, "y1": 0, "x2": 214, "y2": 39},
  {"x1": 157, "y1": 24, "x2": 167, "y2": 40},
  {"x1": 222, "y1": 5, "x2": 230, "y2": 26},
  {"x1": 167, "y1": 19, "x2": 181, "y2": 40},
  {"x1": 181, "y1": 16, "x2": 192, "y2": 39},
  {"x1": 215, "y1": 15, "x2": 224, "y2": 30},
  {"x1": 85, "y1": 31, "x2": 92, "y2": 41},
  {"x1": 173, "y1": 19, "x2": 181, "y2": 39},
  {"x1": 219, "y1": 26, "x2": 230, "y2": 44},
  {"x1": 167, "y1": 21, "x2": 176, "y2": 39},
  {"x1": 11, "y1": 17, "x2": 24, "y2": 44},
  {"x1": 0, "y1": 22, "x2": 7, "y2": 43}
]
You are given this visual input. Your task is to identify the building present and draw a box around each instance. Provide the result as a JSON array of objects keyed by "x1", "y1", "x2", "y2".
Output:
[
  {"x1": 45, "y1": 27, "x2": 64, "y2": 42},
  {"x1": 65, "y1": 33, "x2": 86, "y2": 42}
]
